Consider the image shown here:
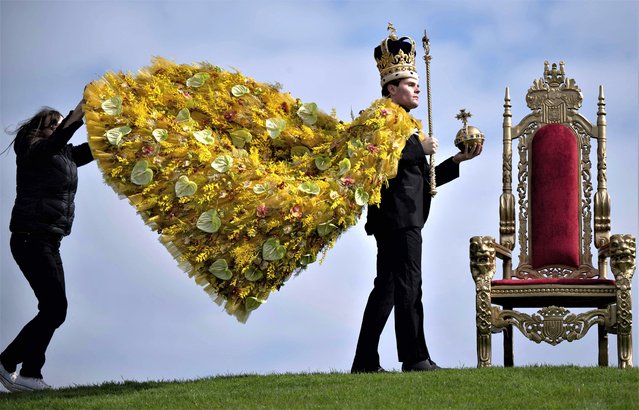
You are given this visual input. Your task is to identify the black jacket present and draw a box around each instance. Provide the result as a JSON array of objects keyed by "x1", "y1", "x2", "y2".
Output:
[
  {"x1": 10, "y1": 113, "x2": 93, "y2": 236},
  {"x1": 365, "y1": 133, "x2": 459, "y2": 235}
]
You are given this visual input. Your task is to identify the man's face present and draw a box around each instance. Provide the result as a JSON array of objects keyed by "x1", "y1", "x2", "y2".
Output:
[{"x1": 388, "y1": 78, "x2": 420, "y2": 110}]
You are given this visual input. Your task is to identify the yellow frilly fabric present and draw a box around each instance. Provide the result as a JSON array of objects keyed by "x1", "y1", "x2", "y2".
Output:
[{"x1": 84, "y1": 57, "x2": 420, "y2": 322}]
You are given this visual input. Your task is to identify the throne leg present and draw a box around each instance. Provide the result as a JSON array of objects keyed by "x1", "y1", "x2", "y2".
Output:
[
  {"x1": 618, "y1": 332, "x2": 632, "y2": 368},
  {"x1": 609, "y1": 234, "x2": 635, "y2": 368},
  {"x1": 477, "y1": 328, "x2": 492, "y2": 368},
  {"x1": 470, "y1": 236, "x2": 497, "y2": 368},
  {"x1": 475, "y1": 287, "x2": 494, "y2": 368},
  {"x1": 504, "y1": 322, "x2": 514, "y2": 367},
  {"x1": 598, "y1": 323, "x2": 608, "y2": 367},
  {"x1": 617, "y1": 294, "x2": 633, "y2": 368}
]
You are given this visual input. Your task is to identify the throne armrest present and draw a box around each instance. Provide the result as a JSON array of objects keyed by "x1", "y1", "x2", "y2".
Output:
[
  {"x1": 494, "y1": 243, "x2": 512, "y2": 260},
  {"x1": 495, "y1": 242, "x2": 513, "y2": 280},
  {"x1": 599, "y1": 234, "x2": 637, "y2": 284},
  {"x1": 469, "y1": 236, "x2": 513, "y2": 282},
  {"x1": 470, "y1": 236, "x2": 501, "y2": 282}
]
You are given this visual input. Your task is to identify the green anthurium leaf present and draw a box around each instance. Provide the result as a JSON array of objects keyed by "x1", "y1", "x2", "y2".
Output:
[
  {"x1": 101, "y1": 96, "x2": 123, "y2": 115},
  {"x1": 338, "y1": 158, "x2": 351, "y2": 176},
  {"x1": 291, "y1": 146, "x2": 311, "y2": 157},
  {"x1": 296, "y1": 102, "x2": 318, "y2": 125},
  {"x1": 252, "y1": 183, "x2": 271, "y2": 195},
  {"x1": 176, "y1": 108, "x2": 191, "y2": 123},
  {"x1": 299, "y1": 254, "x2": 316, "y2": 266},
  {"x1": 317, "y1": 221, "x2": 338, "y2": 237},
  {"x1": 196, "y1": 209, "x2": 221, "y2": 233},
  {"x1": 105, "y1": 126, "x2": 132, "y2": 146},
  {"x1": 298, "y1": 181, "x2": 320, "y2": 195},
  {"x1": 186, "y1": 72, "x2": 210, "y2": 88},
  {"x1": 314, "y1": 156, "x2": 330, "y2": 171},
  {"x1": 193, "y1": 129, "x2": 214, "y2": 144},
  {"x1": 262, "y1": 238, "x2": 286, "y2": 261},
  {"x1": 355, "y1": 187, "x2": 369, "y2": 206},
  {"x1": 211, "y1": 155, "x2": 233, "y2": 173},
  {"x1": 265, "y1": 118, "x2": 286, "y2": 139},
  {"x1": 229, "y1": 129, "x2": 252, "y2": 148},
  {"x1": 208, "y1": 259, "x2": 232, "y2": 280},
  {"x1": 152, "y1": 128, "x2": 169, "y2": 142},
  {"x1": 175, "y1": 175, "x2": 197, "y2": 197},
  {"x1": 245, "y1": 296, "x2": 266, "y2": 311},
  {"x1": 231, "y1": 84, "x2": 250, "y2": 97},
  {"x1": 243, "y1": 266, "x2": 263, "y2": 282},
  {"x1": 348, "y1": 138, "x2": 364, "y2": 157},
  {"x1": 130, "y1": 159, "x2": 154, "y2": 186}
]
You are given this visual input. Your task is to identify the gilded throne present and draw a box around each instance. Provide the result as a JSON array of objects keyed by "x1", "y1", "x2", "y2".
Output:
[{"x1": 470, "y1": 61, "x2": 635, "y2": 368}]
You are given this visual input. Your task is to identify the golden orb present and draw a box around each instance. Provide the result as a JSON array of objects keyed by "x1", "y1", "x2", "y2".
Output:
[{"x1": 454, "y1": 125, "x2": 484, "y2": 151}]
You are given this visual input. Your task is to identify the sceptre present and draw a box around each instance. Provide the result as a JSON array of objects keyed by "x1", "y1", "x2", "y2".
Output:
[{"x1": 422, "y1": 29, "x2": 437, "y2": 197}]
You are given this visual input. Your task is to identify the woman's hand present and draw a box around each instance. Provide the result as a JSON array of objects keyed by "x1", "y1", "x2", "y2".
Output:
[{"x1": 65, "y1": 98, "x2": 86, "y2": 125}]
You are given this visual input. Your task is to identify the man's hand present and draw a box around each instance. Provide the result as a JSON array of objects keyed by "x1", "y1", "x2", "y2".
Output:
[
  {"x1": 453, "y1": 143, "x2": 483, "y2": 164},
  {"x1": 421, "y1": 136, "x2": 438, "y2": 155}
]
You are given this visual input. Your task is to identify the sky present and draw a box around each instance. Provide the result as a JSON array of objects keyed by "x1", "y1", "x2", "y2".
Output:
[{"x1": 1, "y1": 0, "x2": 637, "y2": 389}]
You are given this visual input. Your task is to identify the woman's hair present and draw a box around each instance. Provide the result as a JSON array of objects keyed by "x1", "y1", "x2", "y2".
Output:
[{"x1": 2, "y1": 107, "x2": 62, "y2": 155}]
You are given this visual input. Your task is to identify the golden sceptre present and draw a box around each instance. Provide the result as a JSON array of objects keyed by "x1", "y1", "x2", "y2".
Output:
[{"x1": 422, "y1": 28, "x2": 437, "y2": 197}]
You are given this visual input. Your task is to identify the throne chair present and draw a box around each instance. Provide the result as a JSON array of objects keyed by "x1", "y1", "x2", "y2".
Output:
[{"x1": 469, "y1": 61, "x2": 635, "y2": 368}]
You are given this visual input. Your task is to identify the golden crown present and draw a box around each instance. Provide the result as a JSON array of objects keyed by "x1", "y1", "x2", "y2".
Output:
[{"x1": 374, "y1": 23, "x2": 419, "y2": 87}]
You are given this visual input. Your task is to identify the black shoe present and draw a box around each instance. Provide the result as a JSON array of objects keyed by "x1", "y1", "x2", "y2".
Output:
[
  {"x1": 401, "y1": 359, "x2": 442, "y2": 372},
  {"x1": 351, "y1": 366, "x2": 386, "y2": 374}
]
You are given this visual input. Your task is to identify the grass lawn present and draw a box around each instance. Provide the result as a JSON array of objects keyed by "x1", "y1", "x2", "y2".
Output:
[{"x1": 1, "y1": 366, "x2": 637, "y2": 409}]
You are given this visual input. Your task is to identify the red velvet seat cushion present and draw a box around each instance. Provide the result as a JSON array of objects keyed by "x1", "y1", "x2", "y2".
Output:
[
  {"x1": 492, "y1": 278, "x2": 615, "y2": 286},
  {"x1": 530, "y1": 124, "x2": 580, "y2": 269}
]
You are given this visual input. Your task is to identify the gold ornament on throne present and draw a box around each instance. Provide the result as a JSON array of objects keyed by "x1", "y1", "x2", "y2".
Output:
[{"x1": 470, "y1": 235, "x2": 496, "y2": 279}]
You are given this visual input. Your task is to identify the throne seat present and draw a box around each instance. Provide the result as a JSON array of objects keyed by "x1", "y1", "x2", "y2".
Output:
[{"x1": 491, "y1": 277, "x2": 616, "y2": 308}]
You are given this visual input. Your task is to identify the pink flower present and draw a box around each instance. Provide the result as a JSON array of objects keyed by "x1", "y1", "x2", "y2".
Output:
[
  {"x1": 290, "y1": 205, "x2": 302, "y2": 219},
  {"x1": 178, "y1": 88, "x2": 192, "y2": 99},
  {"x1": 224, "y1": 110, "x2": 237, "y2": 121},
  {"x1": 366, "y1": 144, "x2": 379, "y2": 153},
  {"x1": 141, "y1": 145, "x2": 155, "y2": 156},
  {"x1": 256, "y1": 203, "x2": 268, "y2": 218},
  {"x1": 341, "y1": 176, "x2": 355, "y2": 188},
  {"x1": 380, "y1": 108, "x2": 389, "y2": 117}
]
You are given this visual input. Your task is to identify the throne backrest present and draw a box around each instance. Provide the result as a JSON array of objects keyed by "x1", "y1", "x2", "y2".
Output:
[{"x1": 499, "y1": 61, "x2": 611, "y2": 280}]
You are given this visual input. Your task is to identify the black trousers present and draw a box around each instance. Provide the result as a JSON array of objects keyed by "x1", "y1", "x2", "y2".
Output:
[
  {"x1": 352, "y1": 227, "x2": 430, "y2": 370},
  {"x1": 0, "y1": 232, "x2": 67, "y2": 379}
]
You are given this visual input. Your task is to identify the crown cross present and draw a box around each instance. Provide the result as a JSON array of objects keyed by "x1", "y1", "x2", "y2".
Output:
[
  {"x1": 455, "y1": 109, "x2": 472, "y2": 128},
  {"x1": 387, "y1": 22, "x2": 398, "y2": 40}
]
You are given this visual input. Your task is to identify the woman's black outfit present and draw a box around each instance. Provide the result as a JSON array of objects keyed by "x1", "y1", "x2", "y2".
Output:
[{"x1": 0, "y1": 113, "x2": 93, "y2": 379}]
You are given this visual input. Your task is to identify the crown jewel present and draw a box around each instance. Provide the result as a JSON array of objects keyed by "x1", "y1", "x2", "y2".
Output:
[{"x1": 374, "y1": 22, "x2": 419, "y2": 87}]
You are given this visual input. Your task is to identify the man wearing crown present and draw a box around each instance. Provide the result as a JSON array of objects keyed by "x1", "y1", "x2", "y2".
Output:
[{"x1": 351, "y1": 25, "x2": 482, "y2": 373}]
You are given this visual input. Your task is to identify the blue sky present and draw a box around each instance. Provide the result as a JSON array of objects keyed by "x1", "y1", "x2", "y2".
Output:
[{"x1": 1, "y1": 0, "x2": 637, "y2": 388}]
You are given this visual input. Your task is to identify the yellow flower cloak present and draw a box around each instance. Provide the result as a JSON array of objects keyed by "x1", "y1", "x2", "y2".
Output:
[{"x1": 84, "y1": 57, "x2": 420, "y2": 322}]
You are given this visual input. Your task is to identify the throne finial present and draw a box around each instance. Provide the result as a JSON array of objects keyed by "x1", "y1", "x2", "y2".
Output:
[{"x1": 544, "y1": 61, "x2": 565, "y2": 87}]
